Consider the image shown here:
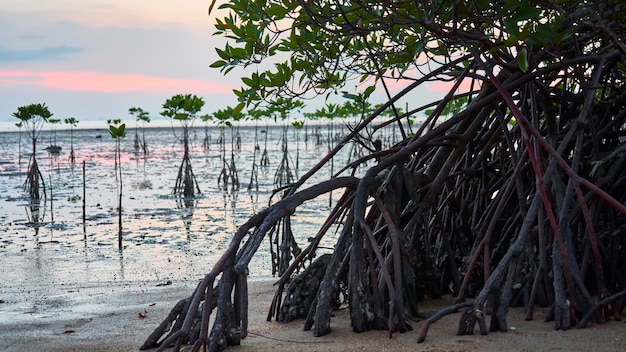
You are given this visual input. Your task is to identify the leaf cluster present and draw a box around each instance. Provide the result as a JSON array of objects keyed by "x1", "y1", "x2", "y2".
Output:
[
  {"x1": 160, "y1": 94, "x2": 205, "y2": 122},
  {"x1": 129, "y1": 107, "x2": 151, "y2": 123},
  {"x1": 302, "y1": 95, "x2": 395, "y2": 122},
  {"x1": 265, "y1": 97, "x2": 304, "y2": 122},
  {"x1": 64, "y1": 117, "x2": 79, "y2": 127},
  {"x1": 107, "y1": 119, "x2": 126, "y2": 139},
  {"x1": 12, "y1": 103, "x2": 53, "y2": 122},
  {"x1": 208, "y1": 1, "x2": 620, "y2": 109},
  {"x1": 211, "y1": 105, "x2": 245, "y2": 128},
  {"x1": 12, "y1": 103, "x2": 53, "y2": 138}
]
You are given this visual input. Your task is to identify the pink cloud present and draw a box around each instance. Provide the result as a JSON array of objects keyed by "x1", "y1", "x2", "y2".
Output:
[
  {"x1": 427, "y1": 79, "x2": 481, "y2": 93},
  {"x1": 0, "y1": 70, "x2": 234, "y2": 94},
  {"x1": 357, "y1": 76, "x2": 481, "y2": 96}
]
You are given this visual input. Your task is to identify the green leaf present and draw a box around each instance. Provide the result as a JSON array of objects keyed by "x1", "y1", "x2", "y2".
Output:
[
  {"x1": 363, "y1": 85, "x2": 376, "y2": 100},
  {"x1": 504, "y1": 18, "x2": 519, "y2": 36},
  {"x1": 118, "y1": 124, "x2": 126, "y2": 138},
  {"x1": 108, "y1": 123, "x2": 126, "y2": 138},
  {"x1": 210, "y1": 60, "x2": 227, "y2": 68},
  {"x1": 208, "y1": 0, "x2": 217, "y2": 14},
  {"x1": 342, "y1": 92, "x2": 359, "y2": 101},
  {"x1": 241, "y1": 76, "x2": 255, "y2": 87},
  {"x1": 234, "y1": 102, "x2": 246, "y2": 113},
  {"x1": 292, "y1": 120, "x2": 305, "y2": 129},
  {"x1": 174, "y1": 113, "x2": 188, "y2": 121},
  {"x1": 511, "y1": 7, "x2": 541, "y2": 23},
  {"x1": 266, "y1": 3, "x2": 289, "y2": 17},
  {"x1": 517, "y1": 47, "x2": 529, "y2": 72},
  {"x1": 215, "y1": 47, "x2": 230, "y2": 60}
]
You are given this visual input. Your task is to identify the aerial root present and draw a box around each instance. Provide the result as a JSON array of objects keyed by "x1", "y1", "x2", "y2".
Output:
[
  {"x1": 417, "y1": 302, "x2": 472, "y2": 343},
  {"x1": 577, "y1": 289, "x2": 626, "y2": 328},
  {"x1": 140, "y1": 298, "x2": 191, "y2": 350}
]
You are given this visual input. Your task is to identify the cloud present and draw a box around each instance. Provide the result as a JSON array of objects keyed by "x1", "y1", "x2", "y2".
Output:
[
  {"x1": 0, "y1": 45, "x2": 84, "y2": 62},
  {"x1": 0, "y1": 70, "x2": 235, "y2": 94},
  {"x1": 427, "y1": 79, "x2": 481, "y2": 93},
  {"x1": 19, "y1": 34, "x2": 45, "y2": 40}
]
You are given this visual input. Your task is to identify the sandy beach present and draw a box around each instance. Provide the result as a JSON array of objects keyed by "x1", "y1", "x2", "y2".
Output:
[{"x1": 0, "y1": 278, "x2": 624, "y2": 352}]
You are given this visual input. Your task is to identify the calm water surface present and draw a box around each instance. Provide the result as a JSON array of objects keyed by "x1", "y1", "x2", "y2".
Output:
[{"x1": 0, "y1": 124, "x2": 365, "y2": 298}]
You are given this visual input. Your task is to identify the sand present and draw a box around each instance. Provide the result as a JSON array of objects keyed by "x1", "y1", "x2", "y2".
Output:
[{"x1": 0, "y1": 278, "x2": 624, "y2": 352}]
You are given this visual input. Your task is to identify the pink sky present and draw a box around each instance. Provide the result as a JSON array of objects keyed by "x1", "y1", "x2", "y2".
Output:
[
  {"x1": 0, "y1": 1, "x2": 241, "y2": 129},
  {"x1": 0, "y1": 1, "x2": 446, "y2": 130},
  {"x1": 0, "y1": 70, "x2": 234, "y2": 94}
]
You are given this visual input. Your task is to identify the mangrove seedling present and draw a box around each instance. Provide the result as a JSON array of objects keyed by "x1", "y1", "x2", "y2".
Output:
[
  {"x1": 12, "y1": 103, "x2": 52, "y2": 201},
  {"x1": 107, "y1": 119, "x2": 126, "y2": 246},
  {"x1": 213, "y1": 106, "x2": 242, "y2": 192},
  {"x1": 15, "y1": 121, "x2": 23, "y2": 170},
  {"x1": 64, "y1": 117, "x2": 79, "y2": 164},
  {"x1": 46, "y1": 118, "x2": 62, "y2": 154},
  {"x1": 129, "y1": 107, "x2": 150, "y2": 155},
  {"x1": 267, "y1": 98, "x2": 304, "y2": 188},
  {"x1": 200, "y1": 113, "x2": 212, "y2": 151},
  {"x1": 160, "y1": 93, "x2": 204, "y2": 198},
  {"x1": 245, "y1": 107, "x2": 266, "y2": 191}
]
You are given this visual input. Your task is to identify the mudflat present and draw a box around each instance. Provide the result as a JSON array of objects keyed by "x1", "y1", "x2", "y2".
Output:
[{"x1": 0, "y1": 278, "x2": 623, "y2": 352}]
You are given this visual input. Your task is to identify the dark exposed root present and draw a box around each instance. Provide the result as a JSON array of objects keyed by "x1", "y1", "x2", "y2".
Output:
[
  {"x1": 278, "y1": 254, "x2": 334, "y2": 323},
  {"x1": 146, "y1": 2, "x2": 626, "y2": 350}
]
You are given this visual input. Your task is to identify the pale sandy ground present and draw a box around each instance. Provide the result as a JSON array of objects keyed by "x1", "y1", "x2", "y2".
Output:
[{"x1": 0, "y1": 278, "x2": 624, "y2": 352}]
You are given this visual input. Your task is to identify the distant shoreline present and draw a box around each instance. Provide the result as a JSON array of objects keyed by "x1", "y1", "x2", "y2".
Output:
[
  {"x1": 0, "y1": 117, "x2": 416, "y2": 134},
  {"x1": 0, "y1": 123, "x2": 328, "y2": 136}
]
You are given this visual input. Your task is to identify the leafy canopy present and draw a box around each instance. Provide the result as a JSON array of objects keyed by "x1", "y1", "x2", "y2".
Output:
[
  {"x1": 161, "y1": 94, "x2": 205, "y2": 122},
  {"x1": 107, "y1": 119, "x2": 127, "y2": 139},
  {"x1": 129, "y1": 107, "x2": 151, "y2": 123},
  {"x1": 208, "y1": 0, "x2": 588, "y2": 107},
  {"x1": 12, "y1": 103, "x2": 53, "y2": 138},
  {"x1": 64, "y1": 117, "x2": 79, "y2": 127},
  {"x1": 212, "y1": 105, "x2": 245, "y2": 127}
]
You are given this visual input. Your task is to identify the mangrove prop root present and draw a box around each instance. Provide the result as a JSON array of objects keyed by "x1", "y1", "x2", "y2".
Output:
[
  {"x1": 278, "y1": 254, "x2": 331, "y2": 323},
  {"x1": 457, "y1": 308, "x2": 488, "y2": 336},
  {"x1": 146, "y1": 3, "x2": 626, "y2": 350},
  {"x1": 144, "y1": 178, "x2": 359, "y2": 351},
  {"x1": 417, "y1": 302, "x2": 471, "y2": 343},
  {"x1": 140, "y1": 298, "x2": 190, "y2": 350},
  {"x1": 577, "y1": 289, "x2": 626, "y2": 328}
]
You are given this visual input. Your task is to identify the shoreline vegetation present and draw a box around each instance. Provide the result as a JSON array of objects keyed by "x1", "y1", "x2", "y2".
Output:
[
  {"x1": 140, "y1": 1, "x2": 626, "y2": 351},
  {"x1": 4, "y1": 2, "x2": 626, "y2": 351}
]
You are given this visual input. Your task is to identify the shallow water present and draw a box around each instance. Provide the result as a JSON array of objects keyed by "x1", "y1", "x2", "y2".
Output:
[{"x1": 0, "y1": 124, "x2": 367, "y2": 297}]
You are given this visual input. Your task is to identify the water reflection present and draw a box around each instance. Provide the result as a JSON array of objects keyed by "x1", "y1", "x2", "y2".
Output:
[
  {"x1": 1, "y1": 125, "x2": 357, "y2": 286},
  {"x1": 26, "y1": 198, "x2": 44, "y2": 236},
  {"x1": 247, "y1": 192, "x2": 259, "y2": 214},
  {"x1": 177, "y1": 197, "x2": 197, "y2": 236},
  {"x1": 118, "y1": 245, "x2": 125, "y2": 281}
]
